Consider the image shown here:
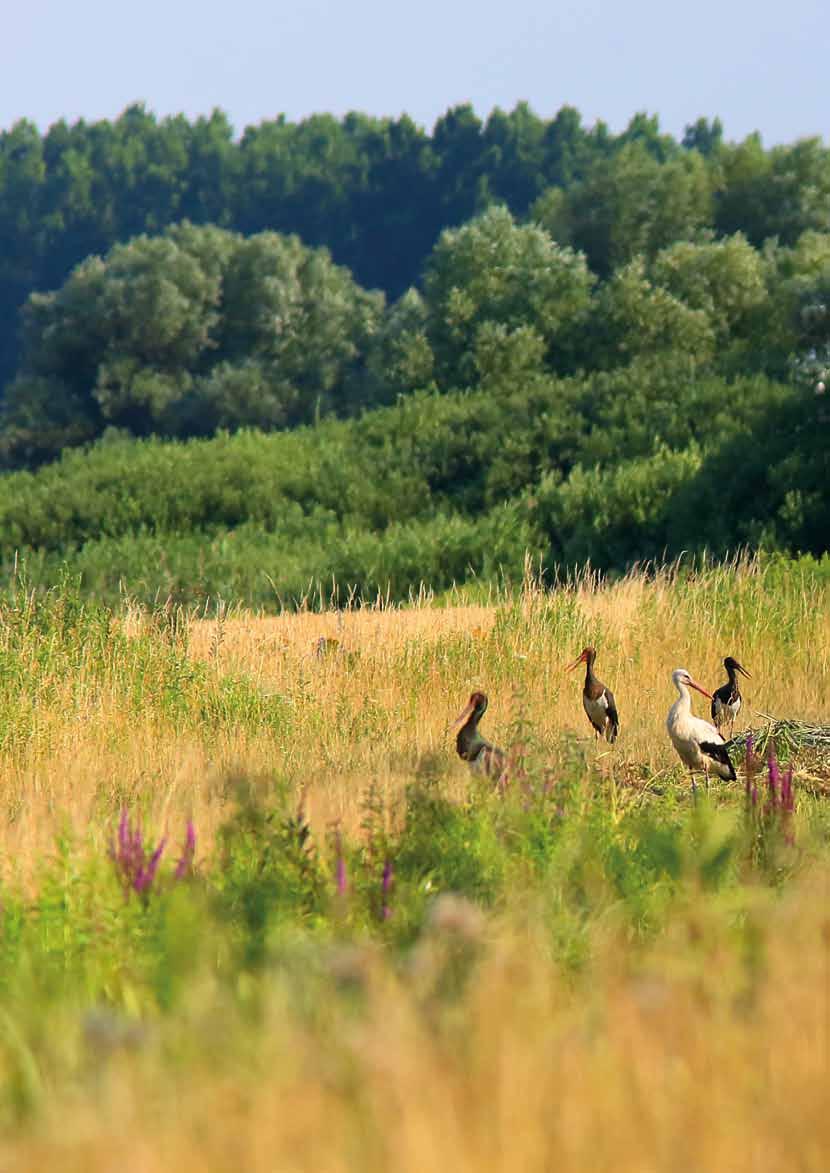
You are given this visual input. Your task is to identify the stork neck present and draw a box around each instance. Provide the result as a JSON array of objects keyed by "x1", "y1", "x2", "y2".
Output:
[
  {"x1": 674, "y1": 680, "x2": 692, "y2": 714},
  {"x1": 457, "y1": 711, "x2": 485, "y2": 759}
]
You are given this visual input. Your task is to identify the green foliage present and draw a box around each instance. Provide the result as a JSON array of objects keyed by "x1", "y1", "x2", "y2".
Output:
[
  {"x1": 535, "y1": 142, "x2": 715, "y2": 276},
  {"x1": 423, "y1": 205, "x2": 594, "y2": 386},
  {"x1": 536, "y1": 443, "x2": 706, "y2": 569},
  {"x1": 214, "y1": 784, "x2": 327, "y2": 965},
  {"x1": 593, "y1": 257, "x2": 715, "y2": 365},
  {"x1": 0, "y1": 354, "x2": 825, "y2": 601},
  {"x1": 715, "y1": 135, "x2": 830, "y2": 246},
  {"x1": 2, "y1": 103, "x2": 830, "y2": 586},
  {"x1": 1, "y1": 223, "x2": 383, "y2": 462}
]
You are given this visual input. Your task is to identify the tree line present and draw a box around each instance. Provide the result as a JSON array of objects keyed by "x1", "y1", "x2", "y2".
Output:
[
  {"x1": 0, "y1": 101, "x2": 828, "y2": 598},
  {"x1": 2, "y1": 206, "x2": 828, "y2": 466},
  {"x1": 2, "y1": 101, "x2": 829, "y2": 399}
]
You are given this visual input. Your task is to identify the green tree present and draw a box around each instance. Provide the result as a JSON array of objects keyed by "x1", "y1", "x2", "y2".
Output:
[
  {"x1": 650, "y1": 234, "x2": 768, "y2": 369},
  {"x1": 763, "y1": 232, "x2": 830, "y2": 383},
  {"x1": 651, "y1": 235, "x2": 766, "y2": 332},
  {"x1": 593, "y1": 257, "x2": 715, "y2": 367},
  {"x1": 1, "y1": 223, "x2": 384, "y2": 461},
  {"x1": 535, "y1": 142, "x2": 715, "y2": 276},
  {"x1": 682, "y1": 117, "x2": 724, "y2": 157},
  {"x1": 362, "y1": 288, "x2": 435, "y2": 406},
  {"x1": 423, "y1": 205, "x2": 594, "y2": 387},
  {"x1": 716, "y1": 137, "x2": 830, "y2": 246}
]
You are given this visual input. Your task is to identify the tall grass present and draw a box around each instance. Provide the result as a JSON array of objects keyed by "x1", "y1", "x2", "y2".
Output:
[{"x1": 0, "y1": 558, "x2": 827, "y2": 1166}]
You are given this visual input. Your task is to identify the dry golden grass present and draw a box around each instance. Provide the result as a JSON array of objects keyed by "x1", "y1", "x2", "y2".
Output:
[
  {"x1": 0, "y1": 562, "x2": 829, "y2": 1169},
  {"x1": 2, "y1": 562, "x2": 828, "y2": 873}
]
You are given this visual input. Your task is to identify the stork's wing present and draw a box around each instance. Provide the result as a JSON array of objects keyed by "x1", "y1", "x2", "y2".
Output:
[
  {"x1": 699, "y1": 740, "x2": 736, "y2": 781},
  {"x1": 604, "y1": 688, "x2": 619, "y2": 743},
  {"x1": 689, "y1": 715, "x2": 724, "y2": 744}
]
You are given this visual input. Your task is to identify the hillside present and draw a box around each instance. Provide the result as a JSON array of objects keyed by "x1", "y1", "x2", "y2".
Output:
[
  {"x1": 1, "y1": 364, "x2": 827, "y2": 606},
  {"x1": 0, "y1": 107, "x2": 828, "y2": 597}
]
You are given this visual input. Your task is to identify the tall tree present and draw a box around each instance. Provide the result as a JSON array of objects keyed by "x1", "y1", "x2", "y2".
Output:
[{"x1": 423, "y1": 205, "x2": 594, "y2": 387}]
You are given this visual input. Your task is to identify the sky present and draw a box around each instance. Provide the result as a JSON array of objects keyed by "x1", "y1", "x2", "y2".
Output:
[{"x1": 2, "y1": 0, "x2": 826, "y2": 144}]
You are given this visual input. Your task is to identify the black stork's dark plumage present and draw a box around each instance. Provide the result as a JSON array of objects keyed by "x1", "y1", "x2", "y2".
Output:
[
  {"x1": 567, "y1": 647, "x2": 619, "y2": 743},
  {"x1": 453, "y1": 691, "x2": 506, "y2": 778},
  {"x1": 711, "y1": 656, "x2": 751, "y2": 739}
]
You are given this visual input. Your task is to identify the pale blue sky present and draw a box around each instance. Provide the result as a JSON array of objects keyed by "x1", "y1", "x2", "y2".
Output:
[{"x1": 2, "y1": 0, "x2": 826, "y2": 143}]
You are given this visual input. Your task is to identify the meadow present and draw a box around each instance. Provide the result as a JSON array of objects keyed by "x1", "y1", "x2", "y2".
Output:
[{"x1": 0, "y1": 557, "x2": 829, "y2": 1170}]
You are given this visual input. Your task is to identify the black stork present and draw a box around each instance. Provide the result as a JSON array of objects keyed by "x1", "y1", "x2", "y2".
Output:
[
  {"x1": 453, "y1": 691, "x2": 506, "y2": 778},
  {"x1": 711, "y1": 656, "x2": 751, "y2": 739},
  {"x1": 567, "y1": 647, "x2": 619, "y2": 743}
]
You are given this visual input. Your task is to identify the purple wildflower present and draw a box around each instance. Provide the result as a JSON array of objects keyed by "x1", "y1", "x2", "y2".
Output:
[
  {"x1": 746, "y1": 749, "x2": 797, "y2": 855},
  {"x1": 110, "y1": 809, "x2": 167, "y2": 900},
  {"x1": 174, "y1": 820, "x2": 197, "y2": 881},
  {"x1": 767, "y1": 748, "x2": 780, "y2": 797},
  {"x1": 134, "y1": 837, "x2": 167, "y2": 894}
]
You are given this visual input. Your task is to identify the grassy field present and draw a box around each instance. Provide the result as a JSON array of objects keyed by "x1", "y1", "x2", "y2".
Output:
[{"x1": 0, "y1": 558, "x2": 829, "y2": 1169}]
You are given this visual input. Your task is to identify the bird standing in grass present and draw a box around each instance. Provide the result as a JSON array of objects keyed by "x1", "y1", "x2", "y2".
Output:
[
  {"x1": 711, "y1": 656, "x2": 751, "y2": 739},
  {"x1": 453, "y1": 691, "x2": 506, "y2": 778},
  {"x1": 667, "y1": 668, "x2": 736, "y2": 789},
  {"x1": 567, "y1": 647, "x2": 619, "y2": 743}
]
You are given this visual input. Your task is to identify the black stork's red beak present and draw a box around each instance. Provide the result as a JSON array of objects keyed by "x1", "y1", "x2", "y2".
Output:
[
  {"x1": 734, "y1": 661, "x2": 752, "y2": 679},
  {"x1": 566, "y1": 650, "x2": 588, "y2": 673},
  {"x1": 453, "y1": 692, "x2": 486, "y2": 728}
]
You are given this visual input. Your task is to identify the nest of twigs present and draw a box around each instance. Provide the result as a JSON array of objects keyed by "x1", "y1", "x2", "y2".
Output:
[{"x1": 730, "y1": 715, "x2": 830, "y2": 789}]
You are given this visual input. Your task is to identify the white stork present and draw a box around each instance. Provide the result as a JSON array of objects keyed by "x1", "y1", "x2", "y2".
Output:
[{"x1": 666, "y1": 668, "x2": 736, "y2": 788}]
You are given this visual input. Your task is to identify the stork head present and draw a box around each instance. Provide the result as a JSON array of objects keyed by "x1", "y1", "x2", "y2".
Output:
[
  {"x1": 672, "y1": 668, "x2": 713, "y2": 699},
  {"x1": 567, "y1": 646, "x2": 596, "y2": 672},
  {"x1": 453, "y1": 691, "x2": 488, "y2": 728},
  {"x1": 724, "y1": 656, "x2": 751, "y2": 679}
]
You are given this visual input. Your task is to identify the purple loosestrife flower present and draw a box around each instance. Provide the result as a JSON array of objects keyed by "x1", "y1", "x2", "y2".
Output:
[
  {"x1": 110, "y1": 810, "x2": 167, "y2": 901},
  {"x1": 174, "y1": 820, "x2": 197, "y2": 881},
  {"x1": 767, "y1": 749, "x2": 780, "y2": 806},
  {"x1": 133, "y1": 838, "x2": 167, "y2": 895}
]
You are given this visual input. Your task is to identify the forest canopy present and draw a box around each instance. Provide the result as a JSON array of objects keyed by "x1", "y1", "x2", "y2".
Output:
[{"x1": 0, "y1": 101, "x2": 827, "y2": 600}]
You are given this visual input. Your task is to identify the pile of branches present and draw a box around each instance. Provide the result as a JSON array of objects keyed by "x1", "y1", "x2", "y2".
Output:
[{"x1": 731, "y1": 715, "x2": 830, "y2": 784}]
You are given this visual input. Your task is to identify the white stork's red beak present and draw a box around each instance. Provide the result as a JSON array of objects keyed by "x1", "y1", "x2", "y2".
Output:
[{"x1": 686, "y1": 676, "x2": 713, "y2": 700}]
